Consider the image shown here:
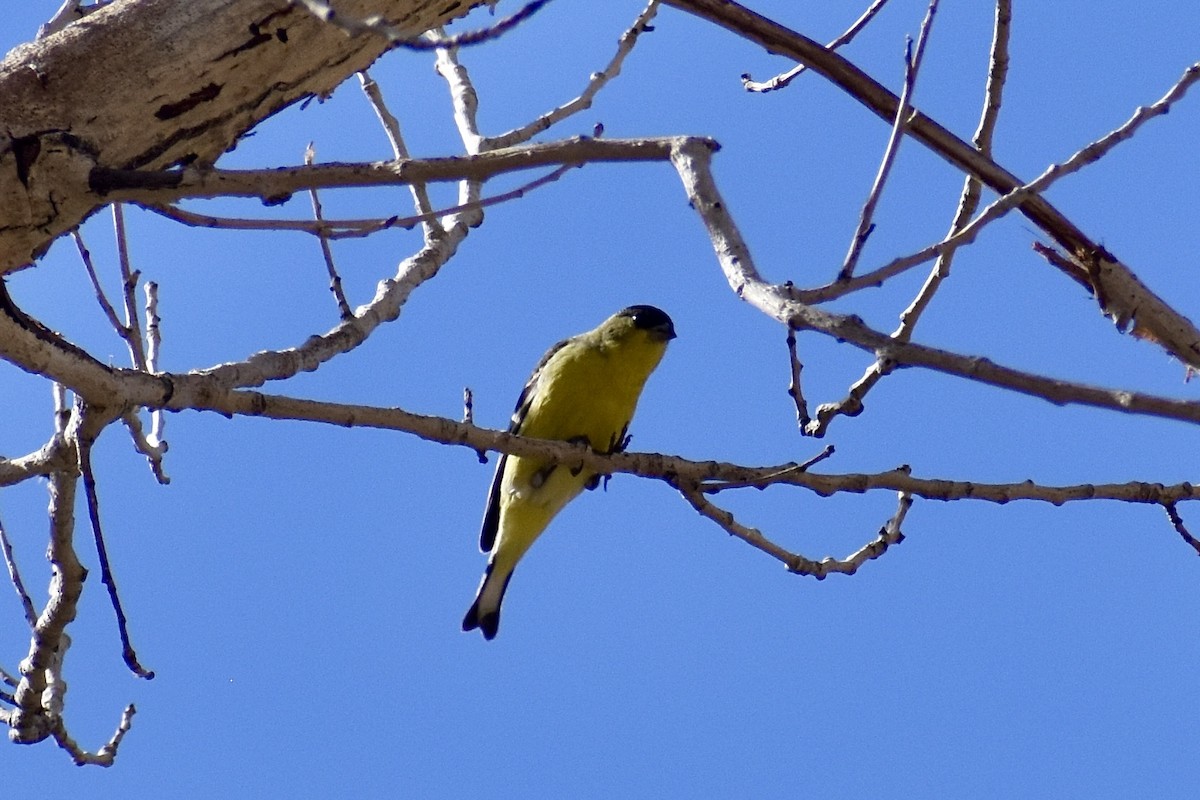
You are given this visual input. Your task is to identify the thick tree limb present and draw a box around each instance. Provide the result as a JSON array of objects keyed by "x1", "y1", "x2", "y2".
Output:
[{"x1": 0, "y1": 0, "x2": 489, "y2": 272}]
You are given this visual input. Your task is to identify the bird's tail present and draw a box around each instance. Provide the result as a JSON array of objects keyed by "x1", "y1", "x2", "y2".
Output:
[{"x1": 462, "y1": 561, "x2": 513, "y2": 641}]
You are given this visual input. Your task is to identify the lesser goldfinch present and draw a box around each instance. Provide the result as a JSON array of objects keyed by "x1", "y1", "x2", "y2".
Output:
[{"x1": 462, "y1": 305, "x2": 677, "y2": 640}]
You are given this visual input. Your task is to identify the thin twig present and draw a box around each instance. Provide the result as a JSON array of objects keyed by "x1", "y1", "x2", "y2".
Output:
[
  {"x1": 896, "y1": 0, "x2": 1007, "y2": 335},
  {"x1": 462, "y1": 387, "x2": 475, "y2": 425},
  {"x1": 73, "y1": 230, "x2": 126, "y2": 336},
  {"x1": 0, "y1": 656, "x2": 17, "y2": 707},
  {"x1": 838, "y1": 0, "x2": 938, "y2": 281},
  {"x1": 121, "y1": 411, "x2": 169, "y2": 485},
  {"x1": 143, "y1": 281, "x2": 167, "y2": 464},
  {"x1": 675, "y1": 480, "x2": 910, "y2": 577},
  {"x1": 305, "y1": 144, "x2": 354, "y2": 320},
  {"x1": 796, "y1": 445, "x2": 837, "y2": 473},
  {"x1": 78, "y1": 438, "x2": 155, "y2": 680},
  {"x1": 1164, "y1": 503, "x2": 1200, "y2": 556},
  {"x1": 112, "y1": 204, "x2": 147, "y2": 369},
  {"x1": 37, "y1": 0, "x2": 112, "y2": 39},
  {"x1": 431, "y1": 27, "x2": 490, "y2": 231},
  {"x1": 146, "y1": 284, "x2": 165, "y2": 376},
  {"x1": 0, "y1": 514, "x2": 38, "y2": 627},
  {"x1": 290, "y1": 0, "x2": 553, "y2": 50},
  {"x1": 433, "y1": 31, "x2": 487, "y2": 156},
  {"x1": 741, "y1": 0, "x2": 892, "y2": 92},
  {"x1": 785, "y1": 325, "x2": 811, "y2": 431},
  {"x1": 703, "y1": 445, "x2": 836, "y2": 491},
  {"x1": 792, "y1": 57, "x2": 1200, "y2": 305},
  {"x1": 144, "y1": 204, "x2": 401, "y2": 236},
  {"x1": 51, "y1": 703, "x2": 137, "y2": 767},
  {"x1": 794, "y1": 489, "x2": 913, "y2": 578},
  {"x1": 53, "y1": 383, "x2": 71, "y2": 434},
  {"x1": 491, "y1": 0, "x2": 661, "y2": 149},
  {"x1": 0, "y1": 663, "x2": 18, "y2": 688},
  {"x1": 358, "y1": 70, "x2": 437, "y2": 237},
  {"x1": 464, "y1": 387, "x2": 488, "y2": 463},
  {"x1": 144, "y1": 163, "x2": 578, "y2": 239},
  {"x1": 807, "y1": 0, "x2": 1008, "y2": 437},
  {"x1": 675, "y1": 481, "x2": 805, "y2": 569}
]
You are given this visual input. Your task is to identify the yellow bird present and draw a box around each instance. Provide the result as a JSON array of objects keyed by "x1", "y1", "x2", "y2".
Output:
[{"x1": 463, "y1": 305, "x2": 677, "y2": 640}]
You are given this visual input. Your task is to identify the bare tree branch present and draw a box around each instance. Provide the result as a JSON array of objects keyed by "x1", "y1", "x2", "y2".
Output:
[
  {"x1": 50, "y1": 703, "x2": 136, "y2": 767},
  {"x1": 358, "y1": 70, "x2": 438, "y2": 238},
  {"x1": 2, "y1": 0, "x2": 1197, "y2": 768},
  {"x1": 741, "y1": 0, "x2": 892, "y2": 93},
  {"x1": 784, "y1": 325, "x2": 812, "y2": 431},
  {"x1": 669, "y1": 138, "x2": 1200, "y2": 429},
  {"x1": 9, "y1": 419, "x2": 87, "y2": 745},
  {"x1": 111, "y1": 204, "x2": 147, "y2": 369},
  {"x1": 142, "y1": 281, "x2": 168, "y2": 479},
  {"x1": 73, "y1": 230, "x2": 127, "y2": 341},
  {"x1": 839, "y1": 0, "x2": 938, "y2": 280},
  {"x1": 143, "y1": 162, "x2": 578, "y2": 239},
  {"x1": 0, "y1": 514, "x2": 38, "y2": 628},
  {"x1": 894, "y1": 0, "x2": 1009, "y2": 332},
  {"x1": 78, "y1": 435, "x2": 154, "y2": 679},
  {"x1": 808, "y1": 0, "x2": 1011, "y2": 436},
  {"x1": 38, "y1": 0, "x2": 115, "y2": 39},
  {"x1": 92, "y1": 137, "x2": 686, "y2": 204},
  {"x1": 676, "y1": 480, "x2": 912, "y2": 577},
  {"x1": 1164, "y1": 503, "x2": 1200, "y2": 556},
  {"x1": 290, "y1": 0, "x2": 553, "y2": 50},
  {"x1": 120, "y1": 411, "x2": 169, "y2": 485},
  {"x1": 304, "y1": 144, "x2": 354, "y2": 320},
  {"x1": 795, "y1": 55, "x2": 1200, "y2": 311},
  {"x1": 110, "y1": 385, "x2": 1200, "y2": 511},
  {"x1": 490, "y1": 0, "x2": 662, "y2": 149},
  {"x1": 663, "y1": 0, "x2": 1200, "y2": 370},
  {"x1": 0, "y1": 0, "x2": 491, "y2": 273}
]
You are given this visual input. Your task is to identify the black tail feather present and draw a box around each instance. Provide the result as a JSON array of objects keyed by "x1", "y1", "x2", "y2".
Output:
[
  {"x1": 462, "y1": 563, "x2": 512, "y2": 641},
  {"x1": 462, "y1": 597, "x2": 500, "y2": 640}
]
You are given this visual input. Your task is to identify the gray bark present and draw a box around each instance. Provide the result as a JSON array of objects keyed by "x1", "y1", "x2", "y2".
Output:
[{"x1": 0, "y1": 0, "x2": 480, "y2": 272}]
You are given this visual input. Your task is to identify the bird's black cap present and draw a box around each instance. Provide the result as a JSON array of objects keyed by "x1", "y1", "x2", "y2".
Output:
[{"x1": 620, "y1": 305, "x2": 676, "y2": 340}]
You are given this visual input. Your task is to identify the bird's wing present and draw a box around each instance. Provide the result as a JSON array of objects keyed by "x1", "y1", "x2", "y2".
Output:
[
  {"x1": 509, "y1": 336, "x2": 570, "y2": 432},
  {"x1": 478, "y1": 336, "x2": 572, "y2": 552},
  {"x1": 478, "y1": 457, "x2": 505, "y2": 552}
]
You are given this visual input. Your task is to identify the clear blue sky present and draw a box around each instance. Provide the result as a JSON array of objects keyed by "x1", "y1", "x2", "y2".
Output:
[{"x1": 3, "y1": 1, "x2": 1200, "y2": 797}]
